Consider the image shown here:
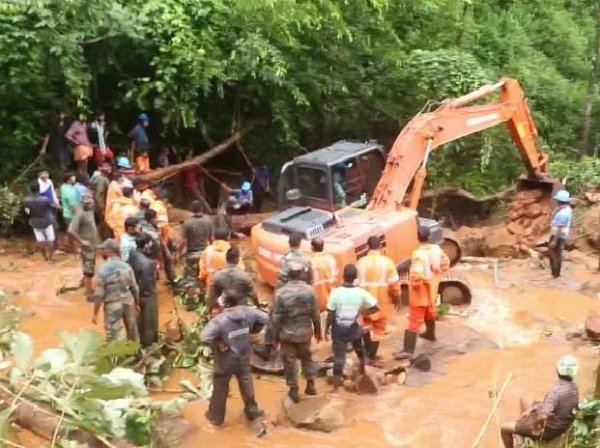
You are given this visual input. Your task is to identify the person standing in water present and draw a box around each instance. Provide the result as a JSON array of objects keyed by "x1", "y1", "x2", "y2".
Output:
[{"x1": 548, "y1": 190, "x2": 572, "y2": 278}]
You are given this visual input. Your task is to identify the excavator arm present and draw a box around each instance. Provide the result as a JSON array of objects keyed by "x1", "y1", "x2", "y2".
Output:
[{"x1": 367, "y1": 78, "x2": 551, "y2": 211}]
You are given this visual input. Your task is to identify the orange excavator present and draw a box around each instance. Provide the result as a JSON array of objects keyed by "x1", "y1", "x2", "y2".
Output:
[{"x1": 251, "y1": 78, "x2": 557, "y2": 302}]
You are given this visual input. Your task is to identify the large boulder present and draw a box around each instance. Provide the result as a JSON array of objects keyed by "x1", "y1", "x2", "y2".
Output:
[
  {"x1": 581, "y1": 205, "x2": 600, "y2": 250},
  {"x1": 283, "y1": 395, "x2": 345, "y2": 432}
]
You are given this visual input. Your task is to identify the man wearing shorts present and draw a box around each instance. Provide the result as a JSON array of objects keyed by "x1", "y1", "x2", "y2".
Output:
[
  {"x1": 23, "y1": 181, "x2": 56, "y2": 263},
  {"x1": 69, "y1": 194, "x2": 99, "y2": 299}
]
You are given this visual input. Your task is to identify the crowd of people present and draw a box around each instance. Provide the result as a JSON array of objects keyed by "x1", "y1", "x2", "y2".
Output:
[{"x1": 22, "y1": 145, "x2": 580, "y2": 445}]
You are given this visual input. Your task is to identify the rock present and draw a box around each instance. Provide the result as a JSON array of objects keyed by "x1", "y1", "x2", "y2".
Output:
[
  {"x1": 455, "y1": 226, "x2": 486, "y2": 256},
  {"x1": 581, "y1": 205, "x2": 600, "y2": 249},
  {"x1": 585, "y1": 312, "x2": 600, "y2": 341},
  {"x1": 343, "y1": 379, "x2": 356, "y2": 392},
  {"x1": 283, "y1": 395, "x2": 345, "y2": 432},
  {"x1": 579, "y1": 280, "x2": 600, "y2": 297},
  {"x1": 355, "y1": 372, "x2": 380, "y2": 394}
]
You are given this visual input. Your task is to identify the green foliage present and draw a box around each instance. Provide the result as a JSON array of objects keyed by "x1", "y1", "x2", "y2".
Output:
[
  {"x1": 0, "y1": 0, "x2": 598, "y2": 195},
  {"x1": 550, "y1": 156, "x2": 600, "y2": 194},
  {"x1": 0, "y1": 187, "x2": 22, "y2": 233}
]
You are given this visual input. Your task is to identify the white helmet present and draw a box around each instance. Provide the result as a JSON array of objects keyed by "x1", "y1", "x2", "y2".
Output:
[{"x1": 556, "y1": 355, "x2": 579, "y2": 379}]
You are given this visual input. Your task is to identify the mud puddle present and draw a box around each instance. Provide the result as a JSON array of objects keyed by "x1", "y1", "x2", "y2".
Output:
[{"x1": 1, "y1": 239, "x2": 599, "y2": 448}]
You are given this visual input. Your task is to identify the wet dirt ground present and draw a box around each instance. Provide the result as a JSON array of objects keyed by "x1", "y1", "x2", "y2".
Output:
[{"x1": 1, "y1": 238, "x2": 599, "y2": 448}]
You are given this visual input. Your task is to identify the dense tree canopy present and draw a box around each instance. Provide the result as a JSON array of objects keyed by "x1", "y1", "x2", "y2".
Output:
[{"x1": 0, "y1": 0, "x2": 597, "y2": 194}]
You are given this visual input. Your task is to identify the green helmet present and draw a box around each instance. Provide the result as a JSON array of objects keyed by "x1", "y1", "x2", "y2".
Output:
[{"x1": 556, "y1": 355, "x2": 579, "y2": 379}]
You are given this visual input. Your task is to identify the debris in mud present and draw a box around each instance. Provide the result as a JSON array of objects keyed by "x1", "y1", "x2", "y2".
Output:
[
  {"x1": 282, "y1": 395, "x2": 346, "y2": 432},
  {"x1": 585, "y1": 312, "x2": 600, "y2": 341},
  {"x1": 455, "y1": 188, "x2": 554, "y2": 258}
]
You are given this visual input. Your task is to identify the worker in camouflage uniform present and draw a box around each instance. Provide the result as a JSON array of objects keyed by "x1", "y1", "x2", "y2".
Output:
[
  {"x1": 181, "y1": 200, "x2": 212, "y2": 279},
  {"x1": 201, "y1": 289, "x2": 269, "y2": 429},
  {"x1": 209, "y1": 246, "x2": 260, "y2": 312},
  {"x1": 128, "y1": 233, "x2": 158, "y2": 347},
  {"x1": 271, "y1": 261, "x2": 322, "y2": 403},
  {"x1": 278, "y1": 233, "x2": 313, "y2": 287},
  {"x1": 91, "y1": 239, "x2": 140, "y2": 343}
]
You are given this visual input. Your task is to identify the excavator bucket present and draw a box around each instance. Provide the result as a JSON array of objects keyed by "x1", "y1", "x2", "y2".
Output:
[{"x1": 515, "y1": 174, "x2": 562, "y2": 196}]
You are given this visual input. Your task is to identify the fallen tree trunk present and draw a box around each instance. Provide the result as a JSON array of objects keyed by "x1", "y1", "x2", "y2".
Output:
[
  {"x1": 0, "y1": 384, "x2": 136, "y2": 448},
  {"x1": 138, "y1": 132, "x2": 242, "y2": 183},
  {"x1": 168, "y1": 207, "x2": 274, "y2": 232}
]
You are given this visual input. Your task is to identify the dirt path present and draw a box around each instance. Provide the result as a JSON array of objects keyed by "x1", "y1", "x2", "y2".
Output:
[{"x1": 0, "y1": 238, "x2": 599, "y2": 447}]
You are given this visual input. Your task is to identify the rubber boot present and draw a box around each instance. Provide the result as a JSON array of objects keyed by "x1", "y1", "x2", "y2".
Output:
[
  {"x1": 419, "y1": 320, "x2": 436, "y2": 341},
  {"x1": 396, "y1": 331, "x2": 417, "y2": 360},
  {"x1": 288, "y1": 386, "x2": 300, "y2": 403},
  {"x1": 305, "y1": 379, "x2": 318, "y2": 396},
  {"x1": 332, "y1": 375, "x2": 343, "y2": 392},
  {"x1": 367, "y1": 341, "x2": 382, "y2": 366},
  {"x1": 253, "y1": 344, "x2": 272, "y2": 362}
]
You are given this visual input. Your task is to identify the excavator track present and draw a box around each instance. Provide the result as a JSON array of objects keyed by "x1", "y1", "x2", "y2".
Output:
[
  {"x1": 440, "y1": 229, "x2": 462, "y2": 267},
  {"x1": 439, "y1": 270, "x2": 472, "y2": 306}
]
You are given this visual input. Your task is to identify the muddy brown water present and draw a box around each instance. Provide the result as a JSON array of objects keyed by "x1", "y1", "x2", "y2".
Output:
[{"x1": 1, "y1": 239, "x2": 599, "y2": 447}]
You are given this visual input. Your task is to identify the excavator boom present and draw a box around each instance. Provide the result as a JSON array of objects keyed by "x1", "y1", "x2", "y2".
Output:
[{"x1": 368, "y1": 78, "x2": 552, "y2": 211}]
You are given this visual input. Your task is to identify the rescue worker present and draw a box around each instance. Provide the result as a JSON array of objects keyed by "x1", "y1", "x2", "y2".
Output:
[
  {"x1": 209, "y1": 247, "x2": 260, "y2": 312},
  {"x1": 201, "y1": 289, "x2": 269, "y2": 428},
  {"x1": 151, "y1": 190, "x2": 176, "y2": 282},
  {"x1": 500, "y1": 355, "x2": 579, "y2": 448},
  {"x1": 108, "y1": 186, "x2": 138, "y2": 241},
  {"x1": 91, "y1": 239, "x2": 140, "y2": 342},
  {"x1": 68, "y1": 194, "x2": 99, "y2": 299},
  {"x1": 116, "y1": 157, "x2": 136, "y2": 181},
  {"x1": 134, "y1": 198, "x2": 152, "y2": 221},
  {"x1": 309, "y1": 237, "x2": 339, "y2": 312},
  {"x1": 548, "y1": 190, "x2": 572, "y2": 278},
  {"x1": 397, "y1": 226, "x2": 450, "y2": 360},
  {"x1": 104, "y1": 171, "x2": 126, "y2": 225},
  {"x1": 181, "y1": 200, "x2": 213, "y2": 279},
  {"x1": 356, "y1": 235, "x2": 401, "y2": 365},
  {"x1": 120, "y1": 217, "x2": 141, "y2": 263},
  {"x1": 128, "y1": 233, "x2": 159, "y2": 347},
  {"x1": 199, "y1": 229, "x2": 241, "y2": 291},
  {"x1": 141, "y1": 208, "x2": 174, "y2": 282},
  {"x1": 271, "y1": 261, "x2": 322, "y2": 403},
  {"x1": 91, "y1": 162, "x2": 112, "y2": 239},
  {"x1": 325, "y1": 264, "x2": 379, "y2": 391},
  {"x1": 278, "y1": 233, "x2": 313, "y2": 287}
]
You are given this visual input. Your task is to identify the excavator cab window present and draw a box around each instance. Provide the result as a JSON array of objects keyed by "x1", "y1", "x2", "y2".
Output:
[{"x1": 296, "y1": 166, "x2": 332, "y2": 209}]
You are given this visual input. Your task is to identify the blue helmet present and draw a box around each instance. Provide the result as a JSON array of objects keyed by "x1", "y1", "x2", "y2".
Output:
[
  {"x1": 554, "y1": 190, "x2": 570, "y2": 203},
  {"x1": 117, "y1": 157, "x2": 132, "y2": 169},
  {"x1": 241, "y1": 181, "x2": 251, "y2": 191},
  {"x1": 138, "y1": 113, "x2": 149, "y2": 121}
]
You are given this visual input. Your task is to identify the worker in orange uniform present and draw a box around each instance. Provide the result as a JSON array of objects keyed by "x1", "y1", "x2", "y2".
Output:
[
  {"x1": 356, "y1": 236, "x2": 401, "y2": 365},
  {"x1": 309, "y1": 237, "x2": 339, "y2": 312},
  {"x1": 397, "y1": 226, "x2": 450, "y2": 360},
  {"x1": 104, "y1": 172, "x2": 129, "y2": 226},
  {"x1": 108, "y1": 187, "x2": 138, "y2": 241},
  {"x1": 199, "y1": 229, "x2": 243, "y2": 299}
]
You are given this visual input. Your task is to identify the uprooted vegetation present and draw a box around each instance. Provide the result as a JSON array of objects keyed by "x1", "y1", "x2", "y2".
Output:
[{"x1": 0, "y1": 288, "x2": 215, "y2": 447}]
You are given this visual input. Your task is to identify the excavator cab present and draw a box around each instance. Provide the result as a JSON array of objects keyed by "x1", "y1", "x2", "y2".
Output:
[{"x1": 276, "y1": 140, "x2": 386, "y2": 212}]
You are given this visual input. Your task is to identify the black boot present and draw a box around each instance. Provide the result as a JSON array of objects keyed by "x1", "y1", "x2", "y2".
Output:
[
  {"x1": 288, "y1": 387, "x2": 300, "y2": 403},
  {"x1": 305, "y1": 379, "x2": 318, "y2": 396},
  {"x1": 253, "y1": 344, "x2": 272, "y2": 362},
  {"x1": 396, "y1": 330, "x2": 417, "y2": 360},
  {"x1": 419, "y1": 320, "x2": 436, "y2": 341},
  {"x1": 332, "y1": 375, "x2": 343, "y2": 392}
]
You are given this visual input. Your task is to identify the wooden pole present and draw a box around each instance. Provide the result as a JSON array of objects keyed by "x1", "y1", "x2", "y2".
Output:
[{"x1": 471, "y1": 372, "x2": 513, "y2": 448}]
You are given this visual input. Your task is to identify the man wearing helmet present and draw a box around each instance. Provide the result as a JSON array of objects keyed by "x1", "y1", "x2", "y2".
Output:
[
  {"x1": 548, "y1": 189, "x2": 572, "y2": 278},
  {"x1": 227, "y1": 180, "x2": 254, "y2": 213},
  {"x1": 500, "y1": 355, "x2": 579, "y2": 447}
]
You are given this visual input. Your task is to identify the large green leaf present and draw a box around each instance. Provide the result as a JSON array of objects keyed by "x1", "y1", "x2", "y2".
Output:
[
  {"x1": 10, "y1": 331, "x2": 32, "y2": 371},
  {"x1": 58, "y1": 330, "x2": 103, "y2": 366}
]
